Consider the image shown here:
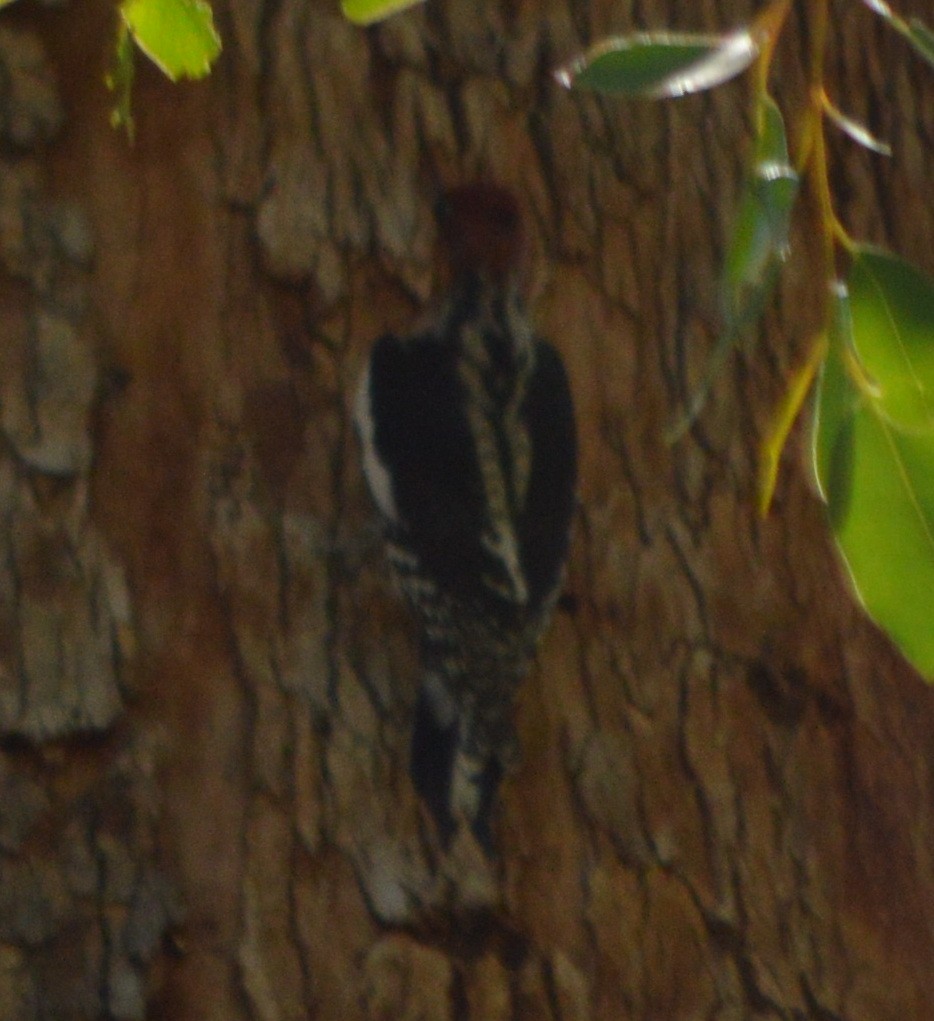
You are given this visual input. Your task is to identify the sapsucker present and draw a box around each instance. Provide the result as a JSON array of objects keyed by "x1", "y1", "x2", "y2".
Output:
[{"x1": 354, "y1": 184, "x2": 577, "y2": 850}]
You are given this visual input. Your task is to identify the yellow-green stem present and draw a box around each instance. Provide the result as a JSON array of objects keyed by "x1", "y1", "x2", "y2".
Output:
[
  {"x1": 753, "y1": 0, "x2": 793, "y2": 96},
  {"x1": 809, "y1": 0, "x2": 830, "y2": 88},
  {"x1": 808, "y1": 96, "x2": 839, "y2": 275},
  {"x1": 804, "y1": 0, "x2": 840, "y2": 283}
]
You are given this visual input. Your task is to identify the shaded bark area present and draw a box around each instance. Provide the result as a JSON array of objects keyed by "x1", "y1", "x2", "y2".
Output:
[{"x1": 1, "y1": 1, "x2": 932, "y2": 1019}]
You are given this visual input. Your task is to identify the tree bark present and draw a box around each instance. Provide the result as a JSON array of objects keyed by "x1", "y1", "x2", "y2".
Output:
[{"x1": 1, "y1": 1, "x2": 932, "y2": 1018}]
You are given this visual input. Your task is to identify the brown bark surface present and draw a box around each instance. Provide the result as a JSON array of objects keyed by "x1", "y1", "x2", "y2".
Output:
[{"x1": 1, "y1": 1, "x2": 932, "y2": 1018}]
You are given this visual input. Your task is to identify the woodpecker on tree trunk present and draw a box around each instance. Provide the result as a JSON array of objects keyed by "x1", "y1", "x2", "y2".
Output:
[{"x1": 354, "y1": 184, "x2": 577, "y2": 850}]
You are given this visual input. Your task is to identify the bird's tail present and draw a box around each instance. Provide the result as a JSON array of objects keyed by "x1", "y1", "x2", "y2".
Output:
[{"x1": 409, "y1": 678, "x2": 505, "y2": 852}]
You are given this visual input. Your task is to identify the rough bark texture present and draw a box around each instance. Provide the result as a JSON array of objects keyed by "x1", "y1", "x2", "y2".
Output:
[{"x1": 0, "y1": 1, "x2": 932, "y2": 1019}]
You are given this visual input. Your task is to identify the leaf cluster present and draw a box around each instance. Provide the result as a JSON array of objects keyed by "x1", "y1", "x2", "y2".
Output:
[{"x1": 556, "y1": 0, "x2": 934, "y2": 680}]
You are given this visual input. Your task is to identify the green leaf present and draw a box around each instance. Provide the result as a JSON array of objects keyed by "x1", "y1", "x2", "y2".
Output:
[
  {"x1": 822, "y1": 98, "x2": 891, "y2": 156},
  {"x1": 555, "y1": 28, "x2": 758, "y2": 97},
  {"x1": 722, "y1": 97, "x2": 799, "y2": 321},
  {"x1": 859, "y1": 0, "x2": 934, "y2": 70},
  {"x1": 813, "y1": 285, "x2": 860, "y2": 524},
  {"x1": 668, "y1": 95, "x2": 799, "y2": 442},
  {"x1": 342, "y1": 0, "x2": 426, "y2": 24},
  {"x1": 828, "y1": 409, "x2": 934, "y2": 678},
  {"x1": 0, "y1": 0, "x2": 22, "y2": 8},
  {"x1": 907, "y1": 18, "x2": 934, "y2": 68},
  {"x1": 814, "y1": 282, "x2": 934, "y2": 680},
  {"x1": 755, "y1": 92, "x2": 790, "y2": 163},
  {"x1": 120, "y1": 0, "x2": 221, "y2": 82},
  {"x1": 106, "y1": 21, "x2": 137, "y2": 141},
  {"x1": 849, "y1": 246, "x2": 934, "y2": 433}
]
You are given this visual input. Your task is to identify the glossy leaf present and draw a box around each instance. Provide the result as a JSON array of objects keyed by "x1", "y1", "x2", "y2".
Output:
[
  {"x1": 120, "y1": 0, "x2": 221, "y2": 82},
  {"x1": 849, "y1": 246, "x2": 934, "y2": 433},
  {"x1": 825, "y1": 410, "x2": 934, "y2": 678},
  {"x1": 823, "y1": 97, "x2": 891, "y2": 156},
  {"x1": 907, "y1": 18, "x2": 934, "y2": 68},
  {"x1": 814, "y1": 283, "x2": 934, "y2": 680},
  {"x1": 342, "y1": 0, "x2": 426, "y2": 24},
  {"x1": 668, "y1": 95, "x2": 799, "y2": 441},
  {"x1": 722, "y1": 96, "x2": 798, "y2": 322},
  {"x1": 859, "y1": 0, "x2": 934, "y2": 70},
  {"x1": 555, "y1": 28, "x2": 758, "y2": 97},
  {"x1": 756, "y1": 92, "x2": 791, "y2": 163},
  {"x1": 813, "y1": 285, "x2": 860, "y2": 523}
]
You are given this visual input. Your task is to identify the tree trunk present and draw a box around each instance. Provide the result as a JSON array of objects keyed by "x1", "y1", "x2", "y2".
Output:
[{"x1": 1, "y1": 0, "x2": 932, "y2": 1018}]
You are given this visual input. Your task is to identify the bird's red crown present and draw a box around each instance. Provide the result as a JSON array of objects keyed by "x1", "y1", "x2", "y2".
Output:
[{"x1": 436, "y1": 184, "x2": 526, "y2": 284}]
